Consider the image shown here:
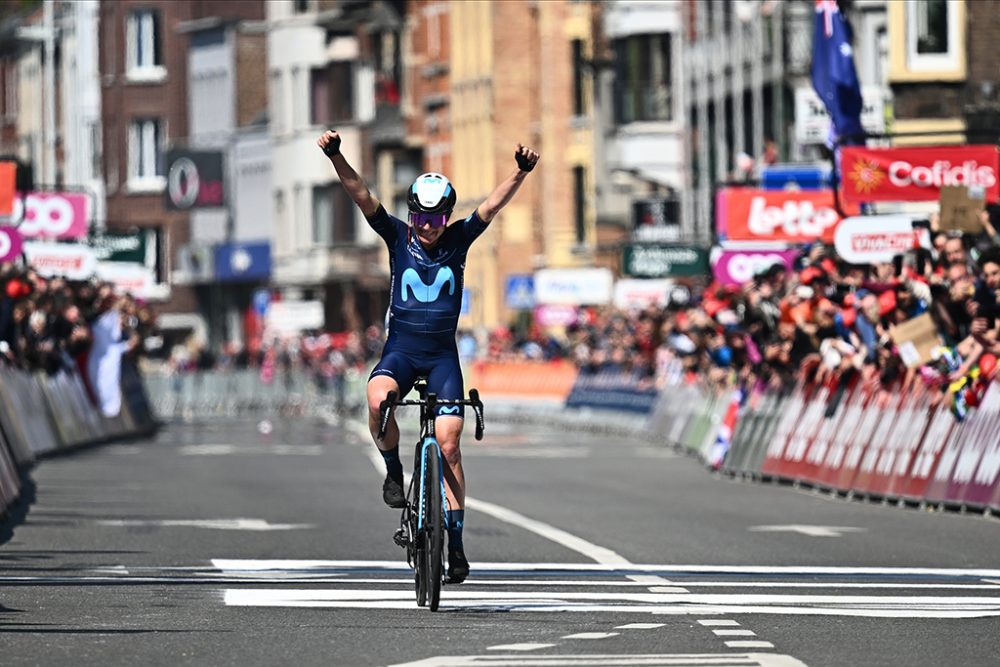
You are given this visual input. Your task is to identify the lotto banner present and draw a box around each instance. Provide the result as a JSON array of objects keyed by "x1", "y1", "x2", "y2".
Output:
[
  {"x1": 840, "y1": 145, "x2": 1000, "y2": 204},
  {"x1": 717, "y1": 188, "x2": 844, "y2": 244}
]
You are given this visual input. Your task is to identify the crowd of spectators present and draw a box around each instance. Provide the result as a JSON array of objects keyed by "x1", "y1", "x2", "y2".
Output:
[
  {"x1": 478, "y1": 213, "x2": 1000, "y2": 419},
  {"x1": 0, "y1": 264, "x2": 155, "y2": 377}
]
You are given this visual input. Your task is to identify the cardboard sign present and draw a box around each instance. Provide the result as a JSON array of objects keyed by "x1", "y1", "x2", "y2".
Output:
[
  {"x1": 889, "y1": 313, "x2": 940, "y2": 369},
  {"x1": 938, "y1": 185, "x2": 985, "y2": 233}
]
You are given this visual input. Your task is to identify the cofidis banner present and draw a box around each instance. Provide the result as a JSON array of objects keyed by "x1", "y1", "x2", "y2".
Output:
[{"x1": 840, "y1": 145, "x2": 1000, "y2": 204}]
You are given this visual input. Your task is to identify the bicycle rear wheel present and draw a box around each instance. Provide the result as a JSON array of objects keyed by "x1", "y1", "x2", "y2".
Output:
[{"x1": 424, "y1": 445, "x2": 445, "y2": 611}]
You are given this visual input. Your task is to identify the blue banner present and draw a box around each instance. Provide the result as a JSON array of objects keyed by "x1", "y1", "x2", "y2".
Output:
[
  {"x1": 214, "y1": 241, "x2": 271, "y2": 283},
  {"x1": 565, "y1": 371, "x2": 660, "y2": 415}
]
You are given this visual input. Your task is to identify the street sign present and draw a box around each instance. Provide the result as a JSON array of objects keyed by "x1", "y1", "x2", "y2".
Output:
[
  {"x1": 252, "y1": 289, "x2": 271, "y2": 317},
  {"x1": 505, "y1": 274, "x2": 535, "y2": 310},
  {"x1": 622, "y1": 245, "x2": 709, "y2": 279}
]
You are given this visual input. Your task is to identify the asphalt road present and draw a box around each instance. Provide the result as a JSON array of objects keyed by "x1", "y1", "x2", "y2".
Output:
[{"x1": 2, "y1": 409, "x2": 1000, "y2": 667}]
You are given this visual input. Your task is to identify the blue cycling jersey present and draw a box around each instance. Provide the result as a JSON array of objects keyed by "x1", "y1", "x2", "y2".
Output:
[
  {"x1": 368, "y1": 204, "x2": 489, "y2": 350},
  {"x1": 367, "y1": 205, "x2": 489, "y2": 416}
]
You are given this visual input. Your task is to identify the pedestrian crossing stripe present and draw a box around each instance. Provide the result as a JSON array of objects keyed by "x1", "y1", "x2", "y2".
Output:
[
  {"x1": 213, "y1": 560, "x2": 1000, "y2": 618},
  {"x1": 386, "y1": 654, "x2": 808, "y2": 667}
]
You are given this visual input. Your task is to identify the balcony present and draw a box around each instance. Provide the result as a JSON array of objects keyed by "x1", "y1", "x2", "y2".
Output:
[{"x1": 370, "y1": 103, "x2": 404, "y2": 147}]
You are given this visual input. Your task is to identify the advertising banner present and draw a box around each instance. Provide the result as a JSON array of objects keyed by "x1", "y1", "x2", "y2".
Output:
[
  {"x1": 839, "y1": 145, "x2": 1000, "y2": 204},
  {"x1": 717, "y1": 188, "x2": 844, "y2": 243},
  {"x1": 833, "y1": 214, "x2": 917, "y2": 264},
  {"x1": 948, "y1": 383, "x2": 1000, "y2": 508},
  {"x1": 0, "y1": 225, "x2": 23, "y2": 262},
  {"x1": 534, "y1": 268, "x2": 613, "y2": 306},
  {"x1": 0, "y1": 161, "x2": 14, "y2": 216},
  {"x1": 12, "y1": 192, "x2": 89, "y2": 239},
  {"x1": 24, "y1": 241, "x2": 97, "y2": 279},
  {"x1": 613, "y1": 279, "x2": 671, "y2": 309},
  {"x1": 165, "y1": 149, "x2": 225, "y2": 210},
  {"x1": 622, "y1": 244, "x2": 709, "y2": 278},
  {"x1": 711, "y1": 245, "x2": 800, "y2": 286},
  {"x1": 94, "y1": 262, "x2": 158, "y2": 299}
]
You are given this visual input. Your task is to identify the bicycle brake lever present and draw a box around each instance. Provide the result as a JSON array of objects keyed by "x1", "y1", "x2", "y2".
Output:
[
  {"x1": 378, "y1": 390, "x2": 398, "y2": 441},
  {"x1": 469, "y1": 389, "x2": 485, "y2": 441}
]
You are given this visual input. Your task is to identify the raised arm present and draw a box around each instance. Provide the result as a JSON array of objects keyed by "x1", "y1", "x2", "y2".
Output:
[
  {"x1": 317, "y1": 130, "x2": 381, "y2": 218},
  {"x1": 476, "y1": 143, "x2": 540, "y2": 224}
]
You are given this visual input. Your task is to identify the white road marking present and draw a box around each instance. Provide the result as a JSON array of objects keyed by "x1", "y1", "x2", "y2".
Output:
[
  {"x1": 725, "y1": 642, "x2": 775, "y2": 649},
  {"x1": 211, "y1": 559, "x2": 1000, "y2": 579},
  {"x1": 747, "y1": 525, "x2": 865, "y2": 538},
  {"x1": 699, "y1": 620, "x2": 741, "y2": 627},
  {"x1": 713, "y1": 630, "x2": 757, "y2": 637},
  {"x1": 388, "y1": 653, "x2": 809, "y2": 667},
  {"x1": 561, "y1": 633, "x2": 620, "y2": 640},
  {"x1": 466, "y1": 447, "x2": 588, "y2": 458},
  {"x1": 351, "y1": 422, "x2": 682, "y2": 589},
  {"x1": 222, "y1": 586, "x2": 1000, "y2": 618},
  {"x1": 180, "y1": 444, "x2": 322, "y2": 456},
  {"x1": 486, "y1": 644, "x2": 556, "y2": 651},
  {"x1": 98, "y1": 519, "x2": 313, "y2": 531},
  {"x1": 615, "y1": 623, "x2": 665, "y2": 629}
]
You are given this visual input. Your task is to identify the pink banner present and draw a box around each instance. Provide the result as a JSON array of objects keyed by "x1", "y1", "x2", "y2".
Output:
[
  {"x1": 712, "y1": 247, "x2": 800, "y2": 286},
  {"x1": 0, "y1": 226, "x2": 23, "y2": 262},
  {"x1": 12, "y1": 192, "x2": 90, "y2": 240}
]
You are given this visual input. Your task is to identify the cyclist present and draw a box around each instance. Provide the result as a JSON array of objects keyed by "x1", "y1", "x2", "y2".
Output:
[{"x1": 317, "y1": 130, "x2": 539, "y2": 583}]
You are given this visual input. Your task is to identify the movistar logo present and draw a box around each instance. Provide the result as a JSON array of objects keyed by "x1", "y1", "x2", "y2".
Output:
[
  {"x1": 402, "y1": 267, "x2": 455, "y2": 303},
  {"x1": 438, "y1": 406, "x2": 461, "y2": 415}
]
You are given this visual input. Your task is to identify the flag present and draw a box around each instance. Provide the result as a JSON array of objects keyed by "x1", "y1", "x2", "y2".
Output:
[{"x1": 811, "y1": 0, "x2": 864, "y2": 147}]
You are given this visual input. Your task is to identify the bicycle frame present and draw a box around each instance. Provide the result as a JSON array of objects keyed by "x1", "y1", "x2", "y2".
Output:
[{"x1": 378, "y1": 382, "x2": 485, "y2": 602}]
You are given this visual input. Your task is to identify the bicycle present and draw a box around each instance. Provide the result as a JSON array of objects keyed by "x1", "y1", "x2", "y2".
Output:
[{"x1": 377, "y1": 379, "x2": 485, "y2": 611}]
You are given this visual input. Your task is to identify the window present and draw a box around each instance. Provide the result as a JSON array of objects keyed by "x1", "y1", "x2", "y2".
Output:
[
  {"x1": 310, "y1": 68, "x2": 329, "y2": 125},
  {"x1": 1, "y1": 63, "x2": 15, "y2": 117},
  {"x1": 332, "y1": 183, "x2": 354, "y2": 244},
  {"x1": 127, "y1": 118, "x2": 164, "y2": 190},
  {"x1": 906, "y1": 0, "x2": 960, "y2": 71},
  {"x1": 573, "y1": 166, "x2": 586, "y2": 245},
  {"x1": 126, "y1": 9, "x2": 164, "y2": 81},
  {"x1": 614, "y1": 33, "x2": 673, "y2": 124},
  {"x1": 329, "y1": 62, "x2": 354, "y2": 122},
  {"x1": 89, "y1": 122, "x2": 102, "y2": 179},
  {"x1": 571, "y1": 39, "x2": 585, "y2": 117},
  {"x1": 312, "y1": 186, "x2": 332, "y2": 246},
  {"x1": 313, "y1": 184, "x2": 355, "y2": 245},
  {"x1": 293, "y1": 0, "x2": 312, "y2": 13}
]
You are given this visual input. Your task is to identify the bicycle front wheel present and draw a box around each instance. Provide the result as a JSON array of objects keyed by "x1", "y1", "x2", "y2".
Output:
[{"x1": 424, "y1": 445, "x2": 445, "y2": 611}]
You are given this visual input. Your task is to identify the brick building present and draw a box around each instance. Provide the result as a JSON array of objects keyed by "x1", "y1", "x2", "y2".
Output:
[{"x1": 99, "y1": 0, "x2": 265, "y2": 341}]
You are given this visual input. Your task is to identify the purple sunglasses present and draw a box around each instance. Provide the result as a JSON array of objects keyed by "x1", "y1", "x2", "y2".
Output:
[{"x1": 409, "y1": 211, "x2": 448, "y2": 228}]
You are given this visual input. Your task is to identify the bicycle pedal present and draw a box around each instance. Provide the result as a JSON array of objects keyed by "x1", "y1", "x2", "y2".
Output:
[{"x1": 392, "y1": 528, "x2": 409, "y2": 548}]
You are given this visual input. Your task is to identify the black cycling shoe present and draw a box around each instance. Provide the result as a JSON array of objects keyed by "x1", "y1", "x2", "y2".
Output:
[
  {"x1": 447, "y1": 550, "x2": 469, "y2": 584},
  {"x1": 382, "y1": 474, "x2": 406, "y2": 508}
]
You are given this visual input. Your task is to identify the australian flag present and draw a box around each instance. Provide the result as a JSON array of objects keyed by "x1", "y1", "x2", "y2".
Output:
[{"x1": 811, "y1": 0, "x2": 864, "y2": 147}]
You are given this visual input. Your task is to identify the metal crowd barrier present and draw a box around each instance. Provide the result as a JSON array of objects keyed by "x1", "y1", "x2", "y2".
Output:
[
  {"x1": 0, "y1": 362, "x2": 158, "y2": 522},
  {"x1": 143, "y1": 367, "x2": 370, "y2": 420}
]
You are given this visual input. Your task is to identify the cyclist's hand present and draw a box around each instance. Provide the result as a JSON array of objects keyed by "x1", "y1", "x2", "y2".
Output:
[
  {"x1": 318, "y1": 130, "x2": 341, "y2": 157},
  {"x1": 515, "y1": 143, "x2": 539, "y2": 172}
]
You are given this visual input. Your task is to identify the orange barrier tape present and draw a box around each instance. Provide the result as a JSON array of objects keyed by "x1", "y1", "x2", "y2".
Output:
[{"x1": 466, "y1": 360, "x2": 579, "y2": 401}]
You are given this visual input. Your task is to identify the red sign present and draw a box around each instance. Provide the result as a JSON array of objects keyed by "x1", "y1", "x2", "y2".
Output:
[
  {"x1": 840, "y1": 145, "x2": 1000, "y2": 204},
  {"x1": 0, "y1": 162, "x2": 14, "y2": 216},
  {"x1": 718, "y1": 188, "x2": 845, "y2": 243}
]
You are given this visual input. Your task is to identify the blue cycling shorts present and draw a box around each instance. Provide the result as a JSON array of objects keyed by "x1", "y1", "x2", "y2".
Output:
[{"x1": 369, "y1": 333, "x2": 465, "y2": 419}]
